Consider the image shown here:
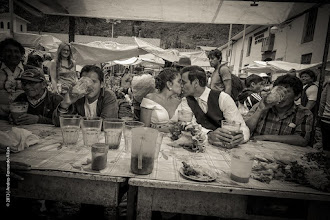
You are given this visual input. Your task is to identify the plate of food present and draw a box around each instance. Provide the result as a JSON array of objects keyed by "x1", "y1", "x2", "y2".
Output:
[{"x1": 179, "y1": 162, "x2": 216, "y2": 182}]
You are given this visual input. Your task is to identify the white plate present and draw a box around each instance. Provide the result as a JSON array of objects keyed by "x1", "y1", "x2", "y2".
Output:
[{"x1": 179, "y1": 166, "x2": 216, "y2": 182}]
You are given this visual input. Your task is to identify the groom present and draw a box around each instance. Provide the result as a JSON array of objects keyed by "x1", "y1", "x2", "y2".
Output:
[{"x1": 180, "y1": 66, "x2": 250, "y2": 148}]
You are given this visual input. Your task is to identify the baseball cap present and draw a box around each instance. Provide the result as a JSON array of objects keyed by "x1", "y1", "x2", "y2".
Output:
[{"x1": 16, "y1": 68, "x2": 46, "y2": 82}]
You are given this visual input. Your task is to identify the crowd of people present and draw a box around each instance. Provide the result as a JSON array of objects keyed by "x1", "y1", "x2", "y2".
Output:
[{"x1": 0, "y1": 38, "x2": 329, "y2": 151}]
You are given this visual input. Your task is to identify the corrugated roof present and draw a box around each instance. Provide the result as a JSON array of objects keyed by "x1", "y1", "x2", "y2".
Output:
[{"x1": 30, "y1": 32, "x2": 160, "y2": 47}]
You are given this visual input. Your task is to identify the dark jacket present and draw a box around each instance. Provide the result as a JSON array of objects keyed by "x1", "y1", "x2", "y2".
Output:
[
  {"x1": 53, "y1": 89, "x2": 118, "y2": 126},
  {"x1": 237, "y1": 88, "x2": 261, "y2": 110},
  {"x1": 15, "y1": 90, "x2": 63, "y2": 124}
]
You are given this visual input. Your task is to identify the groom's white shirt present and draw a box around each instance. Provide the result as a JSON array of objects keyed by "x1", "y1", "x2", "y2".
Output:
[{"x1": 181, "y1": 87, "x2": 250, "y2": 142}]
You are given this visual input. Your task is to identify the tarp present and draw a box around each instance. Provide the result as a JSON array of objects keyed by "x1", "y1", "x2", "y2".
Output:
[
  {"x1": 243, "y1": 60, "x2": 330, "y2": 74},
  {"x1": 19, "y1": 0, "x2": 315, "y2": 25},
  {"x1": 71, "y1": 41, "x2": 147, "y2": 65},
  {"x1": 0, "y1": 31, "x2": 61, "y2": 52}
]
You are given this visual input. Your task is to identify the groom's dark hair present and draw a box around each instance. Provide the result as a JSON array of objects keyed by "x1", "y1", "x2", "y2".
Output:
[{"x1": 181, "y1": 66, "x2": 207, "y2": 87}]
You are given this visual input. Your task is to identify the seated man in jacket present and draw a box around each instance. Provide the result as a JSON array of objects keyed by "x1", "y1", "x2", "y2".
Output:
[
  {"x1": 14, "y1": 68, "x2": 62, "y2": 125},
  {"x1": 53, "y1": 65, "x2": 118, "y2": 126},
  {"x1": 246, "y1": 74, "x2": 313, "y2": 147}
]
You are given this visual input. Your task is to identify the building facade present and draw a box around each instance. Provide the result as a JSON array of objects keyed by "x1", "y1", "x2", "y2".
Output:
[
  {"x1": 219, "y1": 4, "x2": 330, "y2": 76},
  {"x1": 0, "y1": 13, "x2": 30, "y2": 33}
]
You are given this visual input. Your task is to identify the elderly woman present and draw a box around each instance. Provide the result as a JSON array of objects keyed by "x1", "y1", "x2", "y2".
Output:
[
  {"x1": 140, "y1": 68, "x2": 182, "y2": 132},
  {"x1": 50, "y1": 42, "x2": 77, "y2": 95}
]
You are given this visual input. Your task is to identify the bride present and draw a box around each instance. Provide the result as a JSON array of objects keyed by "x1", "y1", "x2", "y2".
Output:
[{"x1": 140, "y1": 68, "x2": 182, "y2": 132}]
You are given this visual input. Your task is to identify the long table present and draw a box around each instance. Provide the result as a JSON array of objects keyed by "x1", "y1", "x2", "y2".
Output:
[
  {"x1": 0, "y1": 121, "x2": 126, "y2": 216},
  {"x1": 1, "y1": 120, "x2": 330, "y2": 219},
  {"x1": 127, "y1": 137, "x2": 330, "y2": 220}
]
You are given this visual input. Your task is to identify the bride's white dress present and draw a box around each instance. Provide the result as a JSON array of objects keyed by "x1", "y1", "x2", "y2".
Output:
[{"x1": 140, "y1": 98, "x2": 182, "y2": 127}]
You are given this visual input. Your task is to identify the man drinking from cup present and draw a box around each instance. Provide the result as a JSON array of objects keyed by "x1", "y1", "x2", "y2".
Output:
[
  {"x1": 13, "y1": 68, "x2": 62, "y2": 125},
  {"x1": 180, "y1": 66, "x2": 250, "y2": 148},
  {"x1": 53, "y1": 65, "x2": 118, "y2": 126},
  {"x1": 245, "y1": 75, "x2": 313, "y2": 147}
]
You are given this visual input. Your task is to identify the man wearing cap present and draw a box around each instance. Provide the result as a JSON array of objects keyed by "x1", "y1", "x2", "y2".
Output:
[
  {"x1": 14, "y1": 68, "x2": 62, "y2": 125},
  {"x1": 174, "y1": 57, "x2": 191, "y2": 72}
]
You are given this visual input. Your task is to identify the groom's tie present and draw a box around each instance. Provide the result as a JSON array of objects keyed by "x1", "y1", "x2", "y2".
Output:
[{"x1": 196, "y1": 97, "x2": 207, "y2": 113}]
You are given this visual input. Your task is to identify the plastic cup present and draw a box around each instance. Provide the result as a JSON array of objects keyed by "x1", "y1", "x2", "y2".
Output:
[
  {"x1": 230, "y1": 149, "x2": 254, "y2": 183},
  {"x1": 221, "y1": 120, "x2": 241, "y2": 135},
  {"x1": 81, "y1": 117, "x2": 102, "y2": 147},
  {"x1": 59, "y1": 115, "x2": 81, "y2": 145},
  {"x1": 123, "y1": 121, "x2": 144, "y2": 152},
  {"x1": 10, "y1": 102, "x2": 28, "y2": 124},
  {"x1": 91, "y1": 143, "x2": 108, "y2": 171},
  {"x1": 178, "y1": 110, "x2": 193, "y2": 122},
  {"x1": 103, "y1": 119, "x2": 124, "y2": 149}
]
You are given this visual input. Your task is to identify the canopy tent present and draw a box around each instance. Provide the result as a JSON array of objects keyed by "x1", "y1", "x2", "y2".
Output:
[
  {"x1": 242, "y1": 60, "x2": 330, "y2": 81},
  {"x1": 0, "y1": 31, "x2": 61, "y2": 52},
  {"x1": 71, "y1": 41, "x2": 147, "y2": 65},
  {"x1": 17, "y1": 0, "x2": 316, "y2": 25}
]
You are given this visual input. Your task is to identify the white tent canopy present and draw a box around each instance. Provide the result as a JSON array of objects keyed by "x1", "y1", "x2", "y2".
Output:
[{"x1": 18, "y1": 0, "x2": 316, "y2": 25}]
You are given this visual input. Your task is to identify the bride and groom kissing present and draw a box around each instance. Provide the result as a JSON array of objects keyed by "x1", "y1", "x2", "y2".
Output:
[{"x1": 140, "y1": 66, "x2": 250, "y2": 148}]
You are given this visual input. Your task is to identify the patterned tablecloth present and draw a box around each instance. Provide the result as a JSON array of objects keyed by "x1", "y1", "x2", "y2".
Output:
[{"x1": 0, "y1": 120, "x2": 329, "y2": 197}]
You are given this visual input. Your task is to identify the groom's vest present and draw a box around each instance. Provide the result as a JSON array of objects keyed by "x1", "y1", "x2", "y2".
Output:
[{"x1": 186, "y1": 90, "x2": 224, "y2": 131}]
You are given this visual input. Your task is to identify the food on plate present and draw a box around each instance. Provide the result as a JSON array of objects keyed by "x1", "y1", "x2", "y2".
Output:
[
  {"x1": 71, "y1": 77, "x2": 94, "y2": 96},
  {"x1": 169, "y1": 121, "x2": 206, "y2": 153},
  {"x1": 181, "y1": 162, "x2": 215, "y2": 182},
  {"x1": 264, "y1": 86, "x2": 287, "y2": 104}
]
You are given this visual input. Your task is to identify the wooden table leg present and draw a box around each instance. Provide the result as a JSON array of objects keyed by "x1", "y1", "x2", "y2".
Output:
[
  {"x1": 127, "y1": 185, "x2": 137, "y2": 220},
  {"x1": 136, "y1": 187, "x2": 153, "y2": 220}
]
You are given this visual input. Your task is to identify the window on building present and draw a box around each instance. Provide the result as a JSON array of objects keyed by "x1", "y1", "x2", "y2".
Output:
[
  {"x1": 254, "y1": 27, "x2": 267, "y2": 44},
  {"x1": 302, "y1": 8, "x2": 318, "y2": 43},
  {"x1": 301, "y1": 53, "x2": 312, "y2": 64},
  {"x1": 20, "y1": 25, "x2": 23, "y2": 32},
  {"x1": 246, "y1": 36, "x2": 252, "y2": 57},
  {"x1": 7, "y1": 22, "x2": 10, "y2": 29},
  {"x1": 0, "y1": 22, "x2": 3, "y2": 29}
]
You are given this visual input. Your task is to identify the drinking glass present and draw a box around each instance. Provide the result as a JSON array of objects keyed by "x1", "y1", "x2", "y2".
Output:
[
  {"x1": 178, "y1": 110, "x2": 193, "y2": 122},
  {"x1": 103, "y1": 118, "x2": 124, "y2": 149},
  {"x1": 91, "y1": 143, "x2": 108, "y2": 171},
  {"x1": 59, "y1": 115, "x2": 81, "y2": 146},
  {"x1": 123, "y1": 121, "x2": 144, "y2": 152},
  {"x1": 221, "y1": 120, "x2": 241, "y2": 135},
  {"x1": 10, "y1": 102, "x2": 28, "y2": 124},
  {"x1": 81, "y1": 117, "x2": 102, "y2": 147},
  {"x1": 230, "y1": 149, "x2": 254, "y2": 183}
]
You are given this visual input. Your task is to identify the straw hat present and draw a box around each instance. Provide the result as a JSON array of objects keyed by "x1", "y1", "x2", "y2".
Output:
[{"x1": 174, "y1": 57, "x2": 191, "y2": 67}]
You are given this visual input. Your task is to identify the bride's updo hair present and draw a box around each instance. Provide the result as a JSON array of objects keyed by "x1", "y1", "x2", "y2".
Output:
[{"x1": 155, "y1": 68, "x2": 179, "y2": 91}]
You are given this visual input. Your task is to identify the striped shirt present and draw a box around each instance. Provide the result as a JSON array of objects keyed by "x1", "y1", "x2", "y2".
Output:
[{"x1": 249, "y1": 103, "x2": 313, "y2": 142}]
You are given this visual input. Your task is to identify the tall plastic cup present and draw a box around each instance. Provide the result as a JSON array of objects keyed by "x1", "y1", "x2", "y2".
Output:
[
  {"x1": 59, "y1": 115, "x2": 81, "y2": 145},
  {"x1": 103, "y1": 118, "x2": 124, "y2": 149},
  {"x1": 81, "y1": 117, "x2": 102, "y2": 147},
  {"x1": 230, "y1": 149, "x2": 254, "y2": 183}
]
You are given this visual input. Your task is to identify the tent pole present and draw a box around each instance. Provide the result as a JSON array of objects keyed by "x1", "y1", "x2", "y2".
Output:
[
  {"x1": 9, "y1": 0, "x2": 14, "y2": 37},
  {"x1": 227, "y1": 24, "x2": 232, "y2": 64},
  {"x1": 311, "y1": 14, "x2": 330, "y2": 147},
  {"x1": 239, "y1": 24, "x2": 246, "y2": 74}
]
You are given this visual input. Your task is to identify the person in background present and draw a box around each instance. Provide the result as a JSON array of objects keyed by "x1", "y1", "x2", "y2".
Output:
[
  {"x1": 237, "y1": 74, "x2": 264, "y2": 110},
  {"x1": 0, "y1": 38, "x2": 25, "y2": 105},
  {"x1": 299, "y1": 70, "x2": 318, "y2": 114},
  {"x1": 26, "y1": 54, "x2": 44, "y2": 69},
  {"x1": 319, "y1": 79, "x2": 330, "y2": 153},
  {"x1": 50, "y1": 42, "x2": 77, "y2": 95},
  {"x1": 131, "y1": 72, "x2": 156, "y2": 121},
  {"x1": 53, "y1": 65, "x2": 118, "y2": 126},
  {"x1": 287, "y1": 68, "x2": 297, "y2": 77},
  {"x1": 14, "y1": 68, "x2": 62, "y2": 125},
  {"x1": 246, "y1": 75, "x2": 313, "y2": 147},
  {"x1": 180, "y1": 66, "x2": 250, "y2": 148},
  {"x1": 208, "y1": 49, "x2": 243, "y2": 101},
  {"x1": 173, "y1": 56, "x2": 191, "y2": 72}
]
